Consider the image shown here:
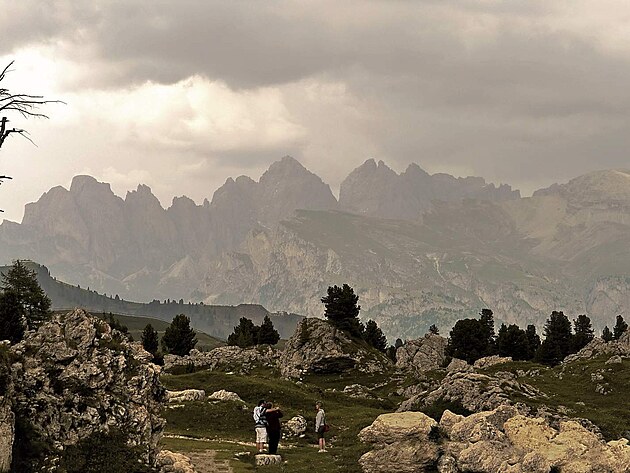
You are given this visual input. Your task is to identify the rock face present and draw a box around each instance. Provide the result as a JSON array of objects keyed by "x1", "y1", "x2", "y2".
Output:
[
  {"x1": 359, "y1": 406, "x2": 630, "y2": 473},
  {"x1": 9, "y1": 309, "x2": 166, "y2": 467},
  {"x1": 164, "y1": 346, "x2": 280, "y2": 373},
  {"x1": 395, "y1": 334, "x2": 448, "y2": 373},
  {"x1": 279, "y1": 318, "x2": 391, "y2": 379}
]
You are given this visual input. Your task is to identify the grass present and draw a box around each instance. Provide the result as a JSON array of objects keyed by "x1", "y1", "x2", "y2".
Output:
[{"x1": 161, "y1": 368, "x2": 396, "y2": 472}]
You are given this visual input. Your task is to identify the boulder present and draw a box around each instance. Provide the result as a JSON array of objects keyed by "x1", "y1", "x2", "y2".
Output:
[
  {"x1": 255, "y1": 454, "x2": 282, "y2": 466},
  {"x1": 360, "y1": 404, "x2": 630, "y2": 473},
  {"x1": 167, "y1": 389, "x2": 206, "y2": 403},
  {"x1": 9, "y1": 309, "x2": 165, "y2": 467},
  {"x1": 284, "y1": 415, "x2": 307, "y2": 437},
  {"x1": 395, "y1": 334, "x2": 448, "y2": 373},
  {"x1": 358, "y1": 412, "x2": 437, "y2": 444},
  {"x1": 473, "y1": 355, "x2": 512, "y2": 370},
  {"x1": 279, "y1": 318, "x2": 391, "y2": 378},
  {"x1": 208, "y1": 390, "x2": 243, "y2": 403},
  {"x1": 343, "y1": 384, "x2": 375, "y2": 399},
  {"x1": 156, "y1": 450, "x2": 198, "y2": 473}
]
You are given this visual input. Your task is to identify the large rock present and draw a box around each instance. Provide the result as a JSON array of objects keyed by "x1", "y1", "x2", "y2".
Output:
[
  {"x1": 359, "y1": 405, "x2": 630, "y2": 473},
  {"x1": 395, "y1": 334, "x2": 448, "y2": 373},
  {"x1": 156, "y1": 450, "x2": 198, "y2": 473},
  {"x1": 208, "y1": 390, "x2": 243, "y2": 403},
  {"x1": 164, "y1": 346, "x2": 280, "y2": 373},
  {"x1": 473, "y1": 355, "x2": 512, "y2": 370},
  {"x1": 279, "y1": 318, "x2": 391, "y2": 378},
  {"x1": 359, "y1": 412, "x2": 437, "y2": 444},
  {"x1": 255, "y1": 454, "x2": 283, "y2": 466},
  {"x1": 9, "y1": 309, "x2": 165, "y2": 467},
  {"x1": 284, "y1": 415, "x2": 307, "y2": 437},
  {"x1": 358, "y1": 412, "x2": 439, "y2": 473},
  {"x1": 167, "y1": 389, "x2": 206, "y2": 403}
]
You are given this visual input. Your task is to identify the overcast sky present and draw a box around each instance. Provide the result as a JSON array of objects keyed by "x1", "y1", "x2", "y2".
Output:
[{"x1": 1, "y1": 1, "x2": 630, "y2": 222}]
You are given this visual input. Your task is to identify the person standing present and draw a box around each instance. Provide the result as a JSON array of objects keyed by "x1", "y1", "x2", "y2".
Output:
[
  {"x1": 253, "y1": 399, "x2": 268, "y2": 453},
  {"x1": 265, "y1": 402, "x2": 284, "y2": 455},
  {"x1": 315, "y1": 401, "x2": 327, "y2": 452}
]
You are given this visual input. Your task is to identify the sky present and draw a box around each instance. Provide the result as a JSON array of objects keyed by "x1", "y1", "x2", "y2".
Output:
[{"x1": 1, "y1": 0, "x2": 630, "y2": 222}]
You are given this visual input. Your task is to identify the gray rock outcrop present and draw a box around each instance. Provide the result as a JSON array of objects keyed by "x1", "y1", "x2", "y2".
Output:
[
  {"x1": 0, "y1": 399, "x2": 13, "y2": 473},
  {"x1": 279, "y1": 318, "x2": 391, "y2": 379},
  {"x1": 9, "y1": 308, "x2": 166, "y2": 467},
  {"x1": 395, "y1": 334, "x2": 448, "y2": 373},
  {"x1": 563, "y1": 332, "x2": 630, "y2": 364},
  {"x1": 473, "y1": 355, "x2": 512, "y2": 369},
  {"x1": 284, "y1": 415, "x2": 307, "y2": 437},
  {"x1": 157, "y1": 450, "x2": 199, "y2": 473},
  {"x1": 167, "y1": 389, "x2": 206, "y2": 403},
  {"x1": 208, "y1": 390, "x2": 244, "y2": 403},
  {"x1": 359, "y1": 406, "x2": 630, "y2": 472},
  {"x1": 164, "y1": 346, "x2": 280, "y2": 373}
]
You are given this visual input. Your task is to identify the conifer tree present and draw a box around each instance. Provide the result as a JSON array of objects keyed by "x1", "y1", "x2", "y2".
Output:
[
  {"x1": 496, "y1": 323, "x2": 530, "y2": 360},
  {"x1": 394, "y1": 338, "x2": 404, "y2": 349},
  {"x1": 227, "y1": 317, "x2": 257, "y2": 348},
  {"x1": 428, "y1": 324, "x2": 439, "y2": 335},
  {"x1": 141, "y1": 324, "x2": 159, "y2": 355},
  {"x1": 0, "y1": 290, "x2": 26, "y2": 343},
  {"x1": 613, "y1": 315, "x2": 628, "y2": 340},
  {"x1": 602, "y1": 326, "x2": 614, "y2": 342},
  {"x1": 257, "y1": 315, "x2": 280, "y2": 345},
  {"x1": 446, "y1": 318, "x2": 489, "y2": 364},
  {"x1": 364, "y1": 319, "x2": 387, "y2": 352},
  {"x1": 572, "y1": 314, "x2": 594, "y2": 351},
  {"x1": 321, "y1": 284, "x2": 364, "y2": 338},
  {"x1": 162, "y1": 314, "x2": 197, "y2": 356},
  {"x1": 535, "y1": 311, "x2": 573, "y2": 366},
  {"x1": 1, "y1": 260, "x2": 51, "y2": 329}
]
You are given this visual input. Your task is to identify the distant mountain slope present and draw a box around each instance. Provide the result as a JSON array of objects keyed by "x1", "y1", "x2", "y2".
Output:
[
  {"x1": 1, "y1": 160, "x2": 628, "y2": 340},
  {"x1": 0, "y1": 262, "x2": 302, "y2": 339}
]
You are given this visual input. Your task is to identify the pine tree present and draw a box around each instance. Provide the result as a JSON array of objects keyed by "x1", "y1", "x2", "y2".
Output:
[
  {"x1": 257, "y1": 315, "x2": 280, "y2": 345},
  {"x1": 394, "y1": 338, "x2": 404, "y2": 349},
  {"x1": 496, "y1": 323, "x2": 530, "y2": 361},
  {"x1": 602, "y1": 326, "x2": 613, "y2": 342},
  {"x1": 141, "y1": 324, "x2": 159, "y2": 355},
  {"x1": 161, "y1": 314, "x2": 197, "y2": 356},
  {"x1": 1, "y1": 260, "x2": 51, "y2": 329},
  {"x1": 0, "y1": 290, "x2": 26, "y2": 343},
  {"x1": 364, "y1": 319, "x2": 387, "y2": 352},
  {"x1": 572, "y1": 314, "x2": 594, "y2": 351},
  {"x1": 525, "y1": 325, "x2": 541, "y2": 360},
  {"x1": 613, "y1": 315, "x2": 628, "y2": 340},
  {"x1": 227, "y1": 317, "x2": 257, "y2": 348},
  {"x1": 428, "y1": 324, "x2": 439, "y2": 335},
  {"x1": 479, "y1": 308, "x2": 496, "y2": 353},
  {"x1": 321, "y1": 284, "x2": 364, "y2": 338},
  {"x1": 535, "y1": 311, "x2": 573, "y2": 366},
  {"x1": 446, "y1": 318, "x2": 489, "y2": 364}
]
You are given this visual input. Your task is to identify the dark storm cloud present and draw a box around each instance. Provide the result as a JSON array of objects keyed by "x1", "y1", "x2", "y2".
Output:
[{"x1": 3, "y1": 0, "x2": 630, "y2": 214}]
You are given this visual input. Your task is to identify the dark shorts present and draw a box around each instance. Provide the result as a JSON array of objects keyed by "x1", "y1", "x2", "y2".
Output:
[{"x1": 317, "y1": 426, "x2": 325, "y2": 439}]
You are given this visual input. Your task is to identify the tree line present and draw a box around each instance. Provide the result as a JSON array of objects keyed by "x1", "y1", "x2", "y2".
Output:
[{"x1": 445, "y1": 308, "x2": 628, "y2": 366}]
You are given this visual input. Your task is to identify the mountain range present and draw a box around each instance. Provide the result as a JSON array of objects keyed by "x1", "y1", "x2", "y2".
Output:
[{"x1": 2, "y1": 156, "x2": 629, "y2": 340}]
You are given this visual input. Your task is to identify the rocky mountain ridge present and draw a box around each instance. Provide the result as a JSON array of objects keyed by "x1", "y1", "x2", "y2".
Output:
[{"x1": 2, "y1": 158, "x2": 629, "y2": 339}]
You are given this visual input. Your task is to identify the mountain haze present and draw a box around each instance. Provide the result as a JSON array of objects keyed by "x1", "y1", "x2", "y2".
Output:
[{"x1": 2, "y1": 158, "x2": 628, "y2": 339}]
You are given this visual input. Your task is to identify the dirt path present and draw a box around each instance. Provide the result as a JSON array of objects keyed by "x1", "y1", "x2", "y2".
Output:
[{"x1": 183, "y1": 450, "x2": 233, "y2": 473}]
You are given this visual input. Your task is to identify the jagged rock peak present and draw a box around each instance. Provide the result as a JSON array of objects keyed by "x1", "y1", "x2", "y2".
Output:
[{"x1": 69, "y1": 174, "x2": 102, "y2": 193}]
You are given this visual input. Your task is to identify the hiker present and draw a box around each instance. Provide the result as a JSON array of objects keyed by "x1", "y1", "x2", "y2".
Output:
[
  {"x1": 253, "y1": 399, "x2": 268, "y2": 452},
  {"x1": 315, "y1": 401, "x2": 327, "y2": 452},
  {"x1": 265, "y1": 402, "x2": 284, "y2": 455}
]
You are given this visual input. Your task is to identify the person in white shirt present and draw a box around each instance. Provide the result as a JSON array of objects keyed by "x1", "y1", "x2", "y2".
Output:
[{"x1": 315, "y1": 401, "x2": 327, "y2": 452}]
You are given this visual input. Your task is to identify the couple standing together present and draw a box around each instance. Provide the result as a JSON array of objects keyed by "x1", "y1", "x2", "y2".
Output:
[{"x1": 253, "y1": 400, "x2": 328, "y2": 454}]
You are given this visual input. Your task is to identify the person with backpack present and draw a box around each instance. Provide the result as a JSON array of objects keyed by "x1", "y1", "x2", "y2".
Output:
[
  {"x1": 253, "y1": 399, "x2": 268, "y2": 453},
  {"x1": 315, "y1": 401, "x2": 327, "y2": 452}
]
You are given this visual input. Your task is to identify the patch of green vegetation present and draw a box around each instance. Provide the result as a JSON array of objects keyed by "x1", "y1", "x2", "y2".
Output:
[
  {"x1": 161, "y1": 368, "x2": 394, "y2": 472},
  {"x1": 0, "y1": 343, "x2": 11, "y2": 396}
]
